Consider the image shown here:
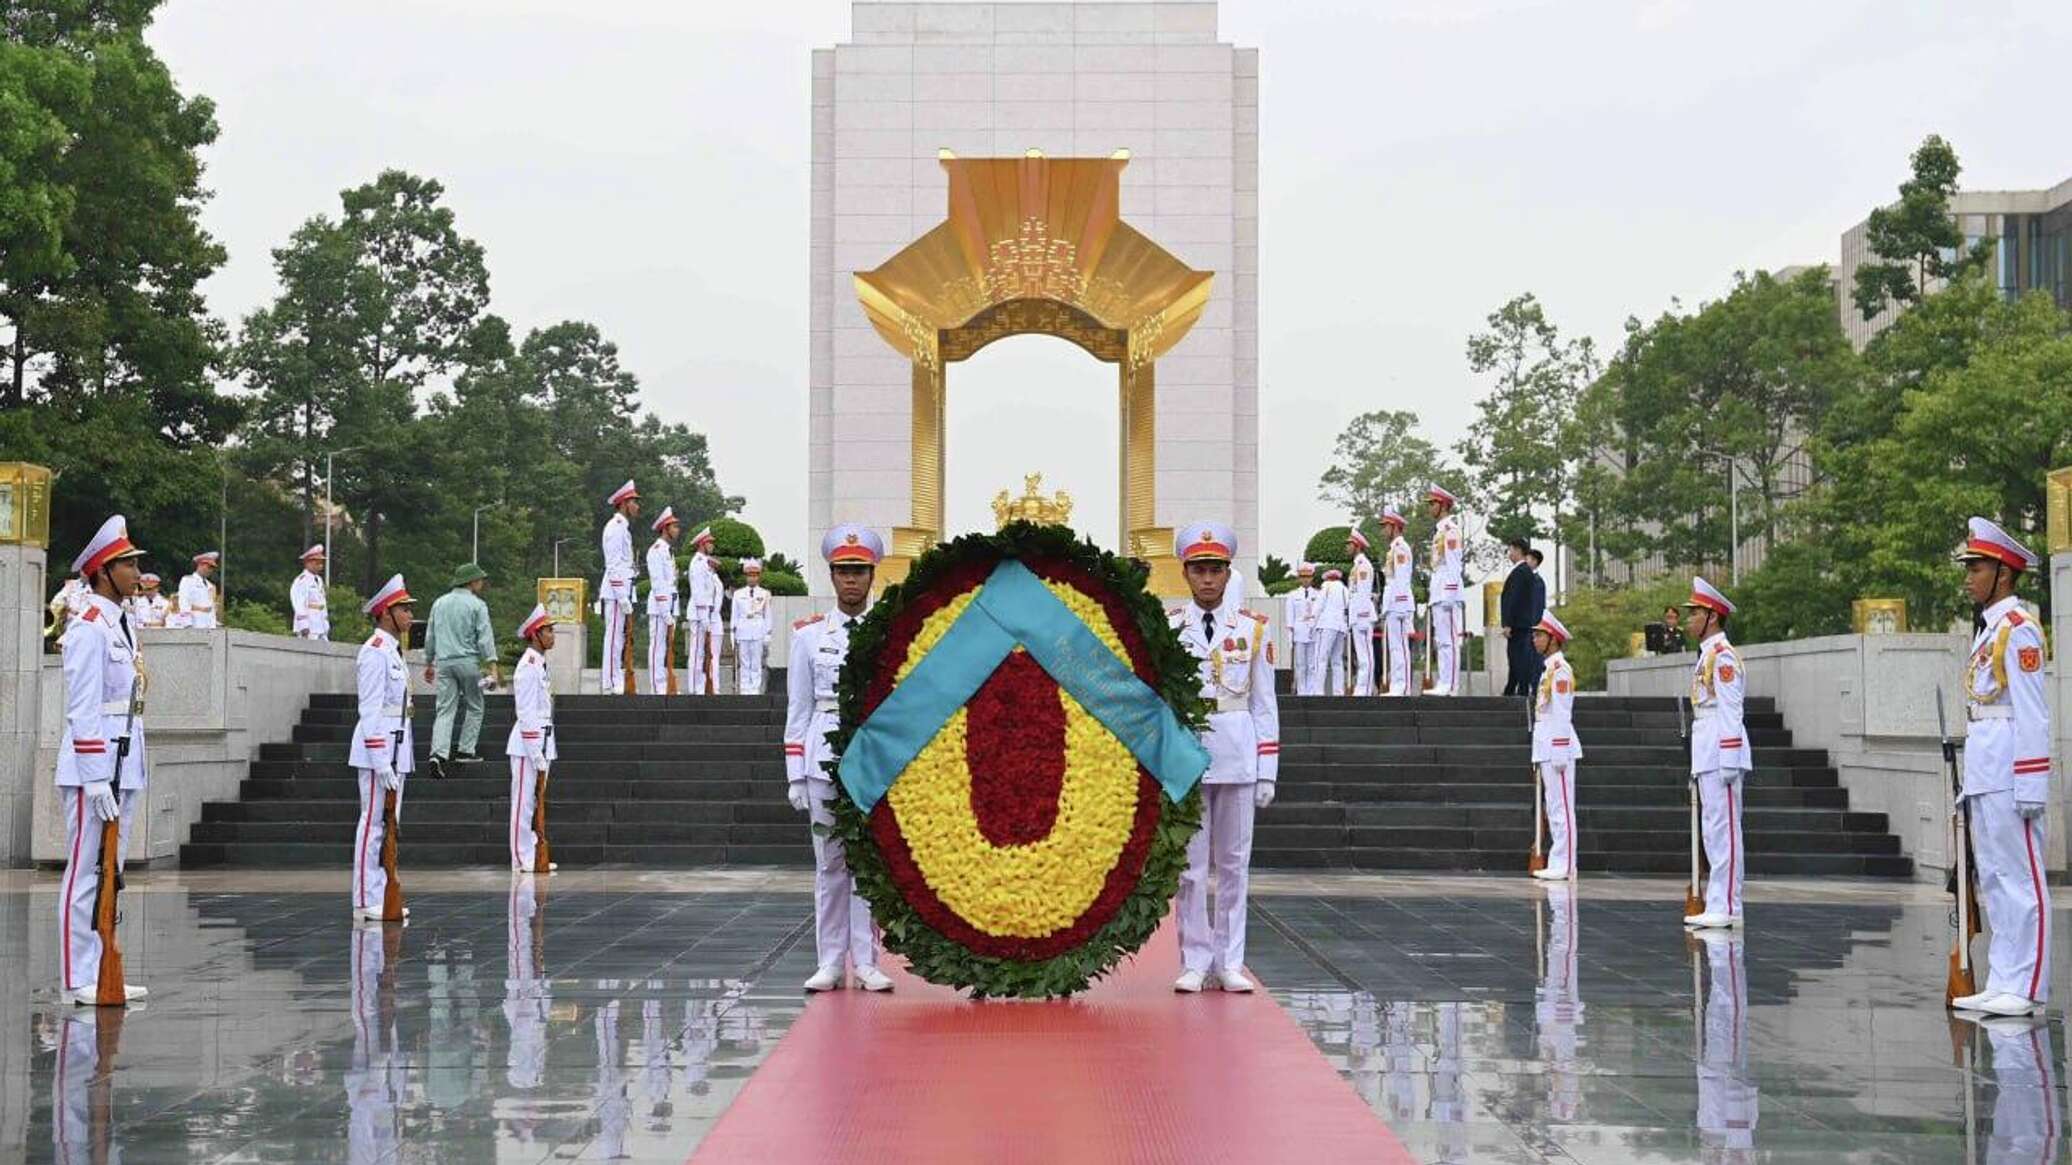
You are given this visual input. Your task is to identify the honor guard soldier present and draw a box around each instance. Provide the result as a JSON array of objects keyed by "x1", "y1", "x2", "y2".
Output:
[
  {"x1": 291, "y1": 545, "x2": 330, "y2": 640},
  {"x1": 1426, "y1": 486, "x2": 1465, "y2": 695},
  {"x1": 600, "y1": 481, "x2": 640, "y2": 694},
  {"x1": 128, "y1": 574, "x2": 169, "y2": 629},
  {"x1": 351, "y1": 575, "x2": 416, "y2": 922},
  {"x1": 646, "y1": 508, "x2": 682, "y2": 694},
  {"x1": 783, "y1": 524, "x2": 892, "y2": 993},
  {"x1": 686, "y1": 527, "x2": 724, "y2": 694},
  {"x1": 1950, "y1": 517, "x2": 2053, "y2": 1017},
  {"x1": 55, "y1": 515, "x2": 152, "y2": 1006},
  {"x1": 1380, "y1": 507, "x2": 1415, "y2": 697},
  {"x1": 1531, "y1": 612, "x2": 1582, "y2": 881},
  {"x1": 1683, "y1": 577, "x2": 1747, "y2": 930},
  {"x1": 509, "y1": 604, "x2": 558, "y2": 873},
  {"x1": 1312, "y1": 567, "x2": 1351, "y2": 696},
  {"x1": 175, "y1": 551, "x2": 220, "y2": 628},
  {"x1": 1170, "y1": 522, "x2": 1280, "y2": 994},
  {"x1": 1347, "y1": 527, "x2": 1379, "y2": 696},
  {"x1": 731, "y1": 559, "x2": 773, "y2": 696},
  {"x1": 1287, "y1": 563, "x2": 1320, "y2": 696}
]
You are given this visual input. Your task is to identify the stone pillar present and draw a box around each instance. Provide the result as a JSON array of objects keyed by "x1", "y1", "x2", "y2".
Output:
[
  {"x1": 1483, "y1": 579, "x2": 1508, "y2": 696},
  {"x1": 0, "y1": 541, "x2": 49, "y2": 865},
  {"x1": 2051, "y1": 547, "x2": 2072, "y2": 869}
]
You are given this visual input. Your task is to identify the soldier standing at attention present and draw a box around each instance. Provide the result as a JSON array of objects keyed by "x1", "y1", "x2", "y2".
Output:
[
  {"x1": 175, "y1": 551, "x2": 220, "y2": 629},
  {"x1": 1425, "y1": 486, "x2": 1465, "y2": 695},
  {"x1": 1380, "y1": 507, "x2": 1415, "y2": 697},
  {"x1": 508, "y1": 604, "x2": 558, "y2": 874},
  {"x1": 1530, "y1": 612, "x2": 1582, "y2": 881},
  {"x1": 1286, "y1": 563, "x2": 1320, "y2": 696},
  {"x1": 686, "y1": 527, "x2": 724, "y2": 694},
  {"x1": 1169, "y1": 521, "x2": 1279, "y2": 994},
  {"x1": 128, "y1": 573, "x2": 169, "y2": 629},
  {"x1": 1682, "y1": 577, "x2": 1748, "y2": 930},
  {"x1": 291, "y1": 545, "x2": 331, "y2": 640},
  {"x1": 1346, "y1": 527, "x2": 1378, "y2": 696},
  {"x1": 731, "y1": 559, "x2": 773, "y2": 696},
  {"x1": 351, "y1": 575, "x2": 416, "y2": 922},
  {"x1": 645, "y1": 507, "x2": 683, "y2": 694},
  {"x1": 1948, "y1": 517, "x2": 2053, "y2": 1018},
  {"x1": 784, "y1": 525, "x2": 893, "y2": 994},
  {"x1": 599, "y1": 481, "x2": 640, "y2": 694},
  {"x1": 1312, "y1": 568, "x2": 1350, "y2": 696}
]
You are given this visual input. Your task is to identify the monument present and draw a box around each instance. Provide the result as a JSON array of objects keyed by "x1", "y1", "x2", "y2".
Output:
[{"x1": 808, "y1": 2, "x2": 1259, "y2": 594}]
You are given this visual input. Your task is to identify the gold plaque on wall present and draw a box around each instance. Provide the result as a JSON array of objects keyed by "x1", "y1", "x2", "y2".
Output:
[
  {"x1": 537, "y1": 578, "x2": 588, "y2": 625},
  {"x1": 2048, "y1": 466, "x2": 2072, "y2": 554},
  {"x1": 0, "y1": 463, "x2": 55, "y2": 547},
  {"x1": 1851, "y1": 598, "x2": 1908, "y2": 635}
]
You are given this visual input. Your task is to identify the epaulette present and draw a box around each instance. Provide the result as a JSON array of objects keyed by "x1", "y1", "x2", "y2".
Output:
[
  {"x1": 82, "y1": 606, "x2": 101, "y2": 623},
  {"x1": 2008, "y1": 611, "x2": 2026, "y2": 627},
  {"x1": 368, "y1": 633, "x2": 385, "y2": 649},
  {"x1": 1167, "y1": 606, "x2": 1184, "y2": 620},
  {"x1": 793, "y1": 614, "x2": 824, "y2": 631},
  {"x1": 1240, "y1": 608, "x2": 1267, "y2": 622}
]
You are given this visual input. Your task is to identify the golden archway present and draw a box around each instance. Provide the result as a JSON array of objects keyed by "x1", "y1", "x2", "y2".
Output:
[{"x1": 853, "y1": 152, "x2": 1213, "y2": 592}]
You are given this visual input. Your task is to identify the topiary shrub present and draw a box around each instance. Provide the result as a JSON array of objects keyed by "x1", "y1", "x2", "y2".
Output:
[{"x1": 707, "y1": 517, "x2": 764, "y2": 560}]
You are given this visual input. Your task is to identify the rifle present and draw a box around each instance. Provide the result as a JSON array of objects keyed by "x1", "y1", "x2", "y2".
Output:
[
  {"x1": 1528, "y1": 690, "x2": 1546, "y2": 873},
  {"x1": 380, "y1": 657, "x2": 408, "y2": 920},
  {"x1": 702, "y1": 617, "x2": 717, "y2": 695},
  {"x1": 1421, "y1": 605, "x2": 1434, "y2": 693},
  {"x1": 1681, "y1": 695, "x2": 1704, "y2": 918},
  {"x1": 94, "y1": 674, "x2": 142, "y2": 1006},
  {"x1": 664, "y1": 617, "x2": 680, "y2": 696},
  {"x1": 620, "y1": 601, "x2": 636, "y2": 696},
  {"x1": 1937, "y1": 688, "x2": 1980, "y2": 1006},
  {"x1": 533, "y1": 730, "x2": 553, "y2": 875}
]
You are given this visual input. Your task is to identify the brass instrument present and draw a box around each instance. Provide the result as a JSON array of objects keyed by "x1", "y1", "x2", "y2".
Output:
[{"x1": 43, "y1": 588, "x2": 71, "y2": 638}]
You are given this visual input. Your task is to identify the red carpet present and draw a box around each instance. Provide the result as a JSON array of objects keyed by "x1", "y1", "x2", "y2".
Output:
[{"x1": 691, "y1": 919, "x2": 1413, "y2": 1165}]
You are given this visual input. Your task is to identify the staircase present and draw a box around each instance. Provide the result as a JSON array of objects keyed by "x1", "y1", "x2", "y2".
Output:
[{"x1": 183, "y1": 683, "x2": 1911, "y2": 877}]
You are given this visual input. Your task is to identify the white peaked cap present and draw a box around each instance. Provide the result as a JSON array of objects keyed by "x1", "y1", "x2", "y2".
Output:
[
  {"x1": 608, "y1": 479, "x2": 639, "y2": 505},
  {"x1": 1684, "y1": 576, "x2": 1734, "y2": 617},
  {"x1": 1174, "y1": 521, "x2": 1237, "y2": 563},
  {"x1": 822, "y1": 523, "x2": 884, "y2": 565},
  {"x1": 74, "y1": 515, "x2": 146, "y2": 575},
  {"x1": 517, "y1": 604, "x2": 551, "y2": 640},
  {"x1": 363, "y1": 573, "x2": 413, "y2": 617}
]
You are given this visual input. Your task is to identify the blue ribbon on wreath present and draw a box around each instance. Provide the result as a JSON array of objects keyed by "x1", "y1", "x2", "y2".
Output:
[{"x1": 836, "y1": 558, "x2": 1209, "y2": 813}]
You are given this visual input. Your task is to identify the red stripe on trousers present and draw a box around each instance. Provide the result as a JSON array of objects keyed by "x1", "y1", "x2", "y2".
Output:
[
  {"x1": 2023, "y1": 819, "x2": 2047, "y2": 1001},
  {"x1": 511, "y1": 759, "x2": 525, "y2": 864},
  {"x1": 356, "y1": 772, "x2": 378, "y2": 909},
  {"x1": 60, "y1": 789, "x2": 84, "y2": 991},
  {"x1": 1726, "y1": 784, "x2": 1738, "y2": 914},
  {"x1": 1561, "y1": 766, "x2": 1575, "y2": 877}
]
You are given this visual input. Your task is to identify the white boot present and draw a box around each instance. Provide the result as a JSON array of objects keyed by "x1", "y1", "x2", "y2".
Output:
[
  {"x1": 854, "y1": 966, "x2": 895, "y2": 993},
  {"x1": 802, "y1": 965, "x2": 843, "y2": 993},
  {"x1": 1531, "y1": 867, "x2": 1568, "y2": 881},
  {"x1": 1973, "y1": 992, "x2": 2044, "y2": 1017},
  {"x1": 69, "y1": 984, "x2": 148, "y2": 1006},
  {"x1": 1214, "y1": 970, "x2": 1256, "y2": 993},
  {"x1": 355, "y1": 906, "x2": 409, "y2": 922},
  {"x1": 1173, "y1": 969, "x2": 1206, "y2": 994},
  {"x1": 1951, "y1": 989, "x2": 1998, "y2": 1011}
]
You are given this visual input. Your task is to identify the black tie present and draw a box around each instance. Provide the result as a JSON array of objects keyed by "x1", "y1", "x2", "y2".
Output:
[
  {"x1": 119, "y1": 611, "x2": 135, "y2": 650},
  {"x1": 1201, "y1": 611, "x2": 1215, "y2": 647}
]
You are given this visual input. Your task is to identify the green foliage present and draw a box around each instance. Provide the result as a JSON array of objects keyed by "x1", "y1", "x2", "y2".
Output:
[
  {"x1": 762, "y1": 551, "x2": 804, "y2": 577},
  {"x1": 1317, "y1": 409, "x2": 1446, "y2": 524},
  {"x1": 1852, "y1": 135, "x2": 1990, "y2": 322},
  {"x1": 1265, "y1": 578, "x2": 1302, "y2": 597},
  {"x1": 1256, "y1": 553, "x2": 1290, "y2": 590},
  {"x1": 221, "y1": 597, "x2": 288, "y2": 636},
  {"x1": 759, "y1": 569, "x2": 807, "y2": 597},
  {"x1": 706, "y1": 517, "x2": 763, "y2": 559},
  {"x1": 1456, "y1": 293, "x2": 1598, "y2": 549},
  {"x1": 1303, "y1": 526, "x2": 1354, "y2": 566},
  {"x1": 1729, "y1": 541, "x2": 1853, "y2": 644},
  {"x1": 324, "y1": 584, "x2": 371, "y2": 645},
  {"x1": 1545, "y1": 577, "x2": 1688, "y2": 690}
]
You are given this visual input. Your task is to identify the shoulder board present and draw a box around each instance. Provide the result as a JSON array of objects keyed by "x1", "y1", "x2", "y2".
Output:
[
  {"x1": 1167, "y1": 607, "x2": 1183, "y2": 618},
  {"x1": 82, "y1": 606, "x2": 101, "y2": 623},
  {"x1": 367, "y1": 633, "x2": 385, "y2": 649},
  {"x1": 2007, "y1": 611, "x2": 2026, "y2": 627},
  {"x1": 1240, "y1": 608, "x2": 1267, "y2": 623},
  {"x1": 793, "y1": 614, "x2": 823, "y2": 631}
]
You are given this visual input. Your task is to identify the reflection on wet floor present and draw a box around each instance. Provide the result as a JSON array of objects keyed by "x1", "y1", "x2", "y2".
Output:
[{"x1": 5, "y1": 874, "x2": 2069, "y2": 1163}]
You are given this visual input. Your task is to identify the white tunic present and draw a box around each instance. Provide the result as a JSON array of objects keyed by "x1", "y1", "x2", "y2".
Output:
[
  {"x1": 1285, "y1": 585, "x2": 1319, "y2": 645},
  {"x1": 731, "y1": 585, "x2": 772, "y2": 641},
  {"x1": 176, "y1": 572, "x2": 218, "y2": 627},
  {"x1": 1314, "y1": 578, "x2": 1350, "y2": 632},
  {"x1": 688, "y1": 551, "x2": 723, "y2": 617},
  {"x1": 1348, "y1": 552, "x2": 1377, "y2": 623},
  {"x1": 644, "y1": 538, "x2": 677, "y2": 616},
  {"x1": 56, "y1": 595, "x2": 148, "y2": 790},
  {"x1": 1961, "y1": 595, "x2": 2052, "y2": 800},
  {"x1": 290, "y1": 570, "x2": 331, "y2": 638},
  {"x1": 505, "y1": 648, "x2": 557, "y2": 764},
  {"x1": 1531, "y1": 651, "x2": 1583, "y2": 763},
  {"x1": 1171, "y1": 600, "x2": 1281, "y2": 786},
  {"x1": 1688, "y1": 632, "x2": 1749, "y2": 773},
  {"x1": 1382, "y1": 535, "x2": 1416, "y2": 618},
  {"x1": 348, "y1": 631, "x2": 415, "y2": 775},
  {"x1": 600, "y1": 513, "x2": 635, "y2": 604},
  {"x1": 783, "y1": 609, "x2": 854, "y2": 784},
  {"x1": 1429, "y1": 516, "x2": 1464, "y2": 606},
  {"x1": 126, "y1": 593, "x2": 169, "y2": 629}
]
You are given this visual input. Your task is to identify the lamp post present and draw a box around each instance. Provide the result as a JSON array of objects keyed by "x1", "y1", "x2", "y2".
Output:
[
  {"x1": 472, "y1": 503, "x2": 497, "y2": 562},
  {"x1": 322, "y1": 446, "x2": 363, "y2": 591},
  {"x1": 1699, "y1": 453, "x2": 1752, "y2": 585},
  {"x1": 553, "y1": 537, "x2": 573, "y2": 577}
]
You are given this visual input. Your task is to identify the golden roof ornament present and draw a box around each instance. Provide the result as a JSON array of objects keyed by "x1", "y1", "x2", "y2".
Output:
[{"x1": 993, "y1": 473, "x2": 1074, "y2": 529}]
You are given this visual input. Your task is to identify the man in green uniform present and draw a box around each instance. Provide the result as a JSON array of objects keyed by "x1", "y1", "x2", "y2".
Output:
[{"x1": 424, "y1": 562, "x2": 500, "y2": 779}]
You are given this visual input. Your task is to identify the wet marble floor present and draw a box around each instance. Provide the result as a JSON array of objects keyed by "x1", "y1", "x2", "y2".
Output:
[{"x1": 1, "y1": 869, "x2": 2065, "y2": 1163}]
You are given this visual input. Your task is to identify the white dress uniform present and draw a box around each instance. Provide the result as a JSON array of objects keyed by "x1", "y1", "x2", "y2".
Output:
[
  {"x1": 1695, "y1": 931, "x2": 1757, "y2": 1154},
  {"x1": 1170, "y1": 522, "x2": 1280, "y2": 986},
  {"x1": 1536, "y1": 883, "x2": 1584, "y2": 1122},
  {"x1": 175, "y1": 555, "x2": 219, "y2": 628},
  {"x1": 1686, "y1": 578, "x2": 1749, "y2": 924},
  {"x1": 1531, "y1": 617, "x2": 1583, "y2": 879},
  {"x1": 1954, "y1": 518, "x2": 2054, "y2": 1012},
  {"x1": 592, "y1": 999, "x2": 630, "y2": 1159},
  {"x1": 645, "y1": 510, "x2": 680, "y2": 695},
  {"x1": 1347, "y1": 537, "x2": 1378, "y2": 696},
  {"x1": 1381, "y1": 512, "x2": 1416, "y2": 696},
  {"x1": 127, "y1": 583, "x2": 169, "y2": 629},
  {"x1": 686, "y1": 533, "x2": 724, "y2": 695},
  {"x1": 1980, "y1": 1013, "x2": 2062, "y2": 1162},
  {"x1": 347, "y1": 924, "x2": 405, "y2": 1165},
  {"x1": 53, "y1": 516, "x2": 150, "y2": 1002},
  {"x1": 599, "y1": 481, "x2": 639, "y2": 695},
  {"x1": 730, "y1": 568, "x2": 773, "y2": 696},
  {"x1": 350, "y1": 576, "x2": 415, "y2": 916},
  {"x1": 1310, "y1": 571, "x2": 1350, "y2": 696},
  {"x1": 508, "y1": 606, "x2": 558, "y2": 871},
  {"x1": 1286, "y1": 570, "x2": 1320, "y2": 697},
  {"x1": 1427, "y1": 487, "x2": 1465, "y2": 695},
  {"x1": 504, "y1": 874, "x2": 549, "y2": 1090},
  {"x1": 783, "y1": 524, "x2": 884, "y2": 981},
  {"x1": 291, "y1": 560, "x2": 331, "y2": 640}
]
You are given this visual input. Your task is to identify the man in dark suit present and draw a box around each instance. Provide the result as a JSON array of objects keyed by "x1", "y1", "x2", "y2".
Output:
[
  {"x1": 1499, "y1": 539, "x2": 1546, "y2": 696},
  {"x1": 1526, "y1": 549, "x2": 1549, "y2": 692}
]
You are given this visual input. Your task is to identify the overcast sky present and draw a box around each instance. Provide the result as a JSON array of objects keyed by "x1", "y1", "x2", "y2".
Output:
[{"x1": 151, "y1": 0, "x2": 2070, "y2": 563}]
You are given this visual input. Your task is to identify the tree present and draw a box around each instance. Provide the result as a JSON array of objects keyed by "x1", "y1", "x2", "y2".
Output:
[
  {"x1": 1852, "y1": 135, "x2": 1990, "y2": 323},
  {"x1": 1317, "y1": 409, "x2": 1445, "y2": 524},
  {"x1": 1256, "y1": 554, "x2": 1290, "y2": 590},
  {"x1": 1455, "y1": 294, "x2": 1597, "y2": 556}
]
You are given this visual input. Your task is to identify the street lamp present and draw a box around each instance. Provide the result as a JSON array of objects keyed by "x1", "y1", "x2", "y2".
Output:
[
  {"x1": 553, "y1": 537, "x2": 574, "y2": 577},
  {"x1": 472, "y1": 503, "x2": 498, "y2": 562},
  {"x1": 322, "y1": 446, "x2": 364, "y2": 590},
  {"x1": 1698, "y1": 452, "x2": 1753, "y2": 585}
]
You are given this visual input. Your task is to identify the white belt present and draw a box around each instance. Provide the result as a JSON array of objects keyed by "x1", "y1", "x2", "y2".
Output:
[
  {"x1": 99, "y1": 700, "x2": 141, "y2": 715},
  {"x1": 1691, "y1": 707, "x2": 1716, "y2": 722},
  {"x1": 1215, "y1": 693, "x2": 1251, "y2": 714},
  {"x1": 814, "y1": 698, "x2": 839, "y2": 714},
  {"x1": 381, "y1": 704, "x2": 406, "y2": 718},
  {"x1": 1968, "y1": 705, "x2": 2013, "y2": 722}
]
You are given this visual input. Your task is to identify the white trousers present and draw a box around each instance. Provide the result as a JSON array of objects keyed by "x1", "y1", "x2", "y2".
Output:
[
  {"x1": 1177, "y1": 783, "x2": 1257, "y2": 974},
  {"x1": 1696, "y1": 770, "x2": 1745, "y2": 917},
  {"x1": 1310, "y1": 629, "x2": 1348, "y2": 696},
  {"x1": 1289, "y1": 641, "x2": 1313, "y2": 696},
  {"x1": 807, "y1": 779, "x2": 878, "y2": 970},
  {"x1": 352, "y1": 769, "x2": 407, "y2": 912},
  {"x1": 56, "y1": 787, "x2": 138, "y2": 994},
  {"x1": 1384, "y1": 614, "x2": 1412, "y2": 695},
  {"x1": 1968, "y1": 789, "x2": 2053, "y2": 1003},
  {"x1": 736, "y1": 638, "x2": 768, "y2": 695},
  {"x1": 1697, "y1": 933, "x2": 1756, "y2": 1149},
  {"x1": 600, "y1": 600, "x2": 632, "y2": 694},
  {"x1": 1983, "y1": 1017, "x2": 2060, "y2": 1162},
  {"x1": 686, "y1": 615, "x2": 721, "y2": 695},
  {"x1": 1351, "y1": 619, "x2": 1376, "y2": 695},
  {"x1": 1432, "y1": 602, "x2": 1463, "y2": 692},
  {"x1": 509, "y1": 756, "x2": 542, "y2": 870},
  {"x1": 648, "y1": 611, "x2": 676, "y2": 694},
  {"x1": 1540, "y1": 760, "x2": 1577, "y2": 878}
]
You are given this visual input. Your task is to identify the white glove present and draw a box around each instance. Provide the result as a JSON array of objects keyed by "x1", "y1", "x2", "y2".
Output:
[
  {"x1": 84, "y1": 782, "x2": 120, "y2": 822},
  {"x1": 2018, "y1": 798, "x2": 2046, "y2": 820},
  {"x1": 382, "y1": 768, "x2": 403, "y2": 792},
  {"x1": 1254, "y1": 782, "x2": 1276, "y2": 810},
  {"x1": 787, "y1": 782, "x2": 810, "y2": 813}
]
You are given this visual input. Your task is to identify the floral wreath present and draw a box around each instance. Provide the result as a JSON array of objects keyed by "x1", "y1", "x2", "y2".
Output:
[{"x1": 824, "y1": 523, "x2": 1207, "y2": 998}]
